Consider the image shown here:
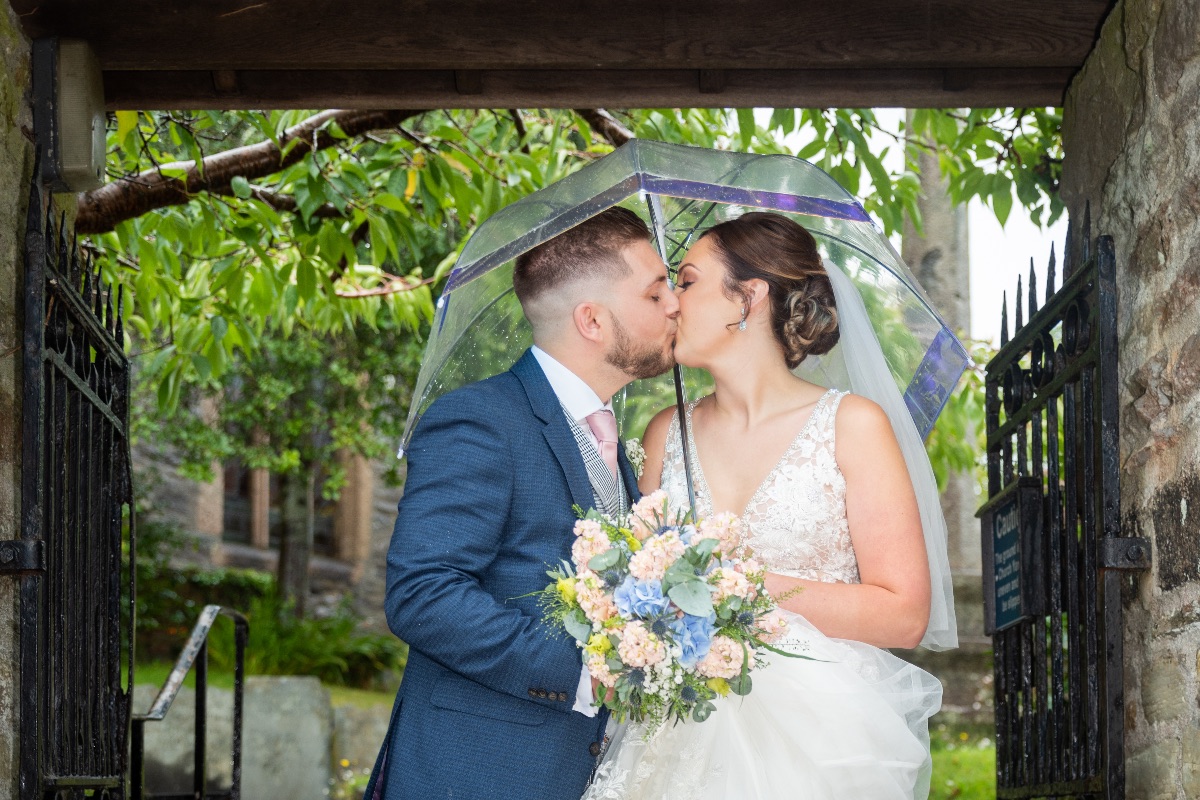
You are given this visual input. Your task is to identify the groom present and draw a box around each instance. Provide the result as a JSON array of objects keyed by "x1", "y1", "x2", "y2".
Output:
[{"x1": 365, "y1": 208, "x2": 679, "y2": 799}]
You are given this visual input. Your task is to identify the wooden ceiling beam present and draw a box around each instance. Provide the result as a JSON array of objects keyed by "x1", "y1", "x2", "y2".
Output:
[
  {"x1": 102, "y1": 67, "x2": 1075, "y2": 111},
  {"x1": 17, "y1": 1, "x2": 1111, "y2": 72}
]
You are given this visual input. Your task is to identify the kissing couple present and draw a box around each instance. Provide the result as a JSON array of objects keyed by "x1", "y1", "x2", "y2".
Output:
[{"x1": 366, "y1": 207, "x2": 954, "y2": 799}]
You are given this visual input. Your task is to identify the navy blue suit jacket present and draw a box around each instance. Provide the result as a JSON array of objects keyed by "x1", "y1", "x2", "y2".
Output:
[{"x1": 366, "y1": 350, "x2": 640, "y2": 800}]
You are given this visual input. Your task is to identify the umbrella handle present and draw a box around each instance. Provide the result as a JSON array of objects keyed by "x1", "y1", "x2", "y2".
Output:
[{"x1": 671, "y1": 363, "x2": 699, "y2": 519}]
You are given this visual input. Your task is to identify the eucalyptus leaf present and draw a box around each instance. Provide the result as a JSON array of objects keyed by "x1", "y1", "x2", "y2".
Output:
[
  {"x1": 668, "y1": 580, "x2": 714, "y2": 617},
  {"x1": 729, "y1": 672, "x2": 753, "y2": 696},
  {"x1": 563, "y1": 610, "x2": 591, "y2": 644},
  {"x1": 587, "y1": 548, "x2": 620, "y2": 572}
]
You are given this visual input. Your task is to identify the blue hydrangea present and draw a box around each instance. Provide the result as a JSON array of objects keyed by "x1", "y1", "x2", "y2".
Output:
[
  {"x1": 613, "y1": 577, "x2": 671, "y2": 619},
  {"x1": 668, "y1": 613, "x2": 717, "y2": 669}
]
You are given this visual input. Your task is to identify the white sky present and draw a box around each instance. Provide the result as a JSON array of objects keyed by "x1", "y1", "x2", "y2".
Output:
[
  {"x1": 755, "y1": 108, "x2": 1068, "y2": 346},
  {"x1": 967, "y1": 199, "x2": 1067, "y2": 345}
]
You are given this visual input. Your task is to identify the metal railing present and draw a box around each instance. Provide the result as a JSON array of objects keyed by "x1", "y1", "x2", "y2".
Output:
[
  {"x1": 131, "y1": 605, "x2": 249, "y2": 800},
  {"x1": 6, "y1": 154, "x2": 134, "y2": 799},
  {"x1": 979, "y1": 207, "x2": 1148, "y2": 800}
]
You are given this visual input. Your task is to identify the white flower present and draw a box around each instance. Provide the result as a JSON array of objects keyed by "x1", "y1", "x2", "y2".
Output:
[{"x1": 625, "y1": 437, "x2": 646, "y2": 479}]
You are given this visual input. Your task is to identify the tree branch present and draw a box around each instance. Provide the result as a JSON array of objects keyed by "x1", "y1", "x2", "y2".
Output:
[
  {"x1": 336, "y1": 273, "x2": 436, "y2": 299},
  {"x1": 77, "y1": 109, "x2": 426, "y2": 234},
  {"x1": 575, "y1": 109, "x2": 633, "y2": 147},
  {"x1": 249, "y1": 185, "x2": 344, "y2": 219},
  {"x1": 508, "y1": 109, "x2": 530, "y2": 154}
]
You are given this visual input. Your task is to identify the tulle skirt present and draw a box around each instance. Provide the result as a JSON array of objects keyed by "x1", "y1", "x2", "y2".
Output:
[{"x1": 581, "y1": 611, "x2": 942, "y2": 799}]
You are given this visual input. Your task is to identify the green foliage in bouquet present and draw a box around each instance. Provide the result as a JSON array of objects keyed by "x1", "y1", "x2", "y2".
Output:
[{"x1": 537, "y1": 494, "x2": 810, "y2": 731}]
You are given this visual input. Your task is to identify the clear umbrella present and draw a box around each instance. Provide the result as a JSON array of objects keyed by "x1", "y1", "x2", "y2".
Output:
[
  {"x1": 398, "y1": 139, "x2": 966, "y2": 650},
  {"x1": 401, "y1": 139, "x2": 968, "y2": 454}
]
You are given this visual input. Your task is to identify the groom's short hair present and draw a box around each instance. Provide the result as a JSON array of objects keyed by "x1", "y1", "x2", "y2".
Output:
[{"x1": 513, "y1": 207, "x2": 651, "y2": 322}]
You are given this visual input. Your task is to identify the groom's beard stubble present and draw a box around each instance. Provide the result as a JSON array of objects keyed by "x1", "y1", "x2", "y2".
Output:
[{"x1": 606, "y1": 314, "x2": 675, "y2": 381}]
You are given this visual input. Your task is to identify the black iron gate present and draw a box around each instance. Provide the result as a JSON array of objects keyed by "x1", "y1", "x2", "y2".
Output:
[
  {"x1": 978, "y1": 211, "x2": 1149, "y2": 800},
  {"x1": 8, "y1": 162, "x2": 135, "y2": 798}
]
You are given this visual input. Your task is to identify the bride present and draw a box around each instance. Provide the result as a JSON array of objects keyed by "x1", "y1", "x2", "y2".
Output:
[{"x1": 583, "y1": 212, "x2": 955, "y2": 799}]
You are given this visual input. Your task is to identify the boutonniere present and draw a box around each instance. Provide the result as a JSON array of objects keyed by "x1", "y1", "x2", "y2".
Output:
[{"x1": 624, "y1": 438, "x2": 646, "y2": 479}]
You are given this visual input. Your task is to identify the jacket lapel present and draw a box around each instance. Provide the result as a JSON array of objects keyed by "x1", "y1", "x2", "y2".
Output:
[
  {"x1": 617, "y1": 440, "x2": 641, "y2": 503},
  {"x1": 511, "y1": 350, "x2": 596, "y2": 513}
]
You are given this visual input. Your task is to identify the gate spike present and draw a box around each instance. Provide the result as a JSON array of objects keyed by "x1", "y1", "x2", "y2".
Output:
[
  {"x1": 69, "y1": 230, "x2": 81, "y2": 287},
  {"x1": 105, "y1": 281, "x2": 114, "y2": 333},
  {"x1": 97, "y1": 266, "x2": 106, "y2": 319},
  {"x1": 57, "y1": 211, "x2": 69, "y2": 277},
  {"x1": 81, "y1": 249, "x2": 92, "y2": 300},
  {"x1": 1015, "y1": 275, "x2": 1024, "y2": 331},
  {"x1": 1000, "y1": 292, "x2": 1009, "y2": 347},
  {"x1": 1028, "y1": 259, "x2": 1038, "y2": 318},
  {"x1": 115, "y1": 284, "x2": 124, "y2": 343},
  {"x1": 1063, "y1": 216, "x2": 1075, "y2": 279},
  {"x1": 1047, "y1": 242, "x2": 1057, "y2": 301},
  {"x1": 93, "y1": 259, "x2": 104, "y2": 319}
]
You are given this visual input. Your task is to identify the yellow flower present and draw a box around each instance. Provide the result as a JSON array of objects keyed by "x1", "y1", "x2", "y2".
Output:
[
  {"x1": 556, "y1": 577, "x2": 577, "y2": 604},
  {"x1": 706, "y1": 677, "x2": 730, "y2": 696},
  {"x1": 621, "y1": 530, "x2": 643, "y2": 552},
  {"x1": 585, "y1": 633, "x2": 613, "y2": 657}
]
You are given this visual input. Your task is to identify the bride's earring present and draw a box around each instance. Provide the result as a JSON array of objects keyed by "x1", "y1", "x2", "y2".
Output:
[{"x1": 738, "y1": 305, "x2": 748, "y2": 331}]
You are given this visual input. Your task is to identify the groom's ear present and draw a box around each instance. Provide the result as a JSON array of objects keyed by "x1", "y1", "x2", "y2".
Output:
[{"x1": 573, "y1": 301, "x2": 606, "y2": 344}]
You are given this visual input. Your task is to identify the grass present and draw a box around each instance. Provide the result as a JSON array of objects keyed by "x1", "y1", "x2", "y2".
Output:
[
  {"x1": 130, "y1": 660, "x2": 995, "y2": 797},
  {"x1": 929, "y1": 719, "x2": 996, "y2": 799}
]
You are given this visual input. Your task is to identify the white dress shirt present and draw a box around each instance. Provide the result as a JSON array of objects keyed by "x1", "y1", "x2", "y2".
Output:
[{"x1": 530, "y1": 346, "x2": 606, "y2": 718}]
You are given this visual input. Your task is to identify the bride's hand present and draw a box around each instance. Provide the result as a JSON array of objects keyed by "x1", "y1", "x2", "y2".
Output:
[{"x1": 591, "y1": 676, "x2": 614, "y2": 704}]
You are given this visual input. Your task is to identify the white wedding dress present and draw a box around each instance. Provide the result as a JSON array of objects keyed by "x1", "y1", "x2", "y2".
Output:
[{"x1": 583, "y1": 389, "x2": 942, "y2": 800}]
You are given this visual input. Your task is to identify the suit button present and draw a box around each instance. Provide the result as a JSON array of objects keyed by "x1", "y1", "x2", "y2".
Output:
[
  {"x1": 537, "y1": 689, "x2": 548, "y2": 698},
  {"x1": 589, "y1": 742, "x2": 602, "y2": 757},
  {"x1": 528, "y1": 689, "x2": 537, "y2": 698}
]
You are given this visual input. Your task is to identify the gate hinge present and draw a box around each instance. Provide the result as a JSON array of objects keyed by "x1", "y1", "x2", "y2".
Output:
[
  {"x1": 1100, "y1": 537, "x2": 1151, "y2": 570},
  {"x1": 0, "y1": 540, "x2": 45, "y2": 575}
]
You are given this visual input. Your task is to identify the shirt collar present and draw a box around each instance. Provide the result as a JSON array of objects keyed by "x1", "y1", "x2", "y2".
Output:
[{"x1": 531, "y1": 346, "x2": 612, "y2": 422}]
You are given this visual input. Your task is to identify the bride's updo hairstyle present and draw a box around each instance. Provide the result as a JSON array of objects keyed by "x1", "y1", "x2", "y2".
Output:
[{"x1": 699, "y1": 212, "x2": 839, "y2": 368}]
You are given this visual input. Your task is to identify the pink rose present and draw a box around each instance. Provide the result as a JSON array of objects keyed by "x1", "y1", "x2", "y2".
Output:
[
  {"x1": 576, "y1": 572, "x2": 618, "y2": 624},
  {"x1": 697, "y1": 635, "x2": 749, "y2": 679},
  {"x1": 572, "y1": 530, "x2": 612, "y2": 569},
  {"x1": 616, "y1": 621, "x2": 667, "y2": 668},
  {"x1": 573, "y1": 519, "x2": 604, "y2": 539},
  {"x1": 628, "y1": 532, "x2": 685, "y2": 582},
  {"x1": 587, "y1": 654, "x2": 618, "y2": 688},
  {"x1": 698, "y1": 512, "x2": 746, "y2": 556},
  {"x1": 710, "y1": 567, "x2": 755, "y2": 603},
  {"x1": 757, "y1": 610, "x2": 790, "y2": 643}
]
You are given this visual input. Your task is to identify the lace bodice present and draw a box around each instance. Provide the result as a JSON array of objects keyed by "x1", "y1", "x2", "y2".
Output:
[{"x1": 660, "y1": 389, "x2": 860, "y2": 585}]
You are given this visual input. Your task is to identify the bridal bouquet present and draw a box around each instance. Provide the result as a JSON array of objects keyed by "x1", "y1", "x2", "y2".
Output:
[{"x1": 539, "y1": 490, "x2": 796, "y2": 730}]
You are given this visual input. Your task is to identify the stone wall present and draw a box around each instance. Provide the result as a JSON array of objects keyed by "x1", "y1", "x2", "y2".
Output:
[
  {"x1": 1062, "y1": 0, "x2": 1200, "y2": 795},
  {"x1": 133, "y1": 675, "x2": 390, "y2": 800},
  {"x1": 0, "y1": 2, "x2": 32, "y2": 795}
]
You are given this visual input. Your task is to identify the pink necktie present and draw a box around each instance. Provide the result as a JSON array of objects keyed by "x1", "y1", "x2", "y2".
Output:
[{"x1": 585, "y1": 409, "x2": 619, "y2": 481}]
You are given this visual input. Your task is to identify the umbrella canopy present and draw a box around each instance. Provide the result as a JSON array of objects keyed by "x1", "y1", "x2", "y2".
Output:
[{"x1": 401, "y1": 139, "x2": 969, "y2": 451}]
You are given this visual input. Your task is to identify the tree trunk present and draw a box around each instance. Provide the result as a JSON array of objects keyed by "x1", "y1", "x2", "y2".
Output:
[
  {"x1": 901, "y1": 111, "x2": 977, "y2": 577},
  {"x1": 277, "y1": 466, "x2": 315, "y2": 617}
]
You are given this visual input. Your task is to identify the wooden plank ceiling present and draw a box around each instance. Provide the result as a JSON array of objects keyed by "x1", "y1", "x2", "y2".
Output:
[{"x1": 13, "y1": 1, "x2": 1114, "y2": 109}]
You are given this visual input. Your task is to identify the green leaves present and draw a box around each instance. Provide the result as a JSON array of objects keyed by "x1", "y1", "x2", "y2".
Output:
[
  {"x1": 905, "y1": 108, "x2": 1064, "y2": 229},
  {"x1": 587, "y1": 548, "x2": 622, "y2": 573},
  {"x1": 230, "y1": 175, "x2": 253, "y2": 199},
  {"x1": 667, "y1": 580, "x2": 714, "y2": 617},
  {"x1": 563, "y1": 609, "x2": 592, "y2": 644},
  {"x1": 95, "y1": 106, "x2": 1045, "y2": 503}
]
